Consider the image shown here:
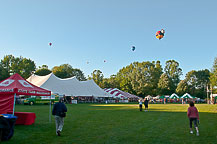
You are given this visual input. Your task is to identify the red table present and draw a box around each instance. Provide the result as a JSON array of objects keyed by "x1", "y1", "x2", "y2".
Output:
[{"x1": 7, "y1": 112, "x2": 36, "y2": 125}]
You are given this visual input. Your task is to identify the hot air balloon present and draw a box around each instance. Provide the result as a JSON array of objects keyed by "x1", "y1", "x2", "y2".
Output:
[
  {"x1": 132, "y1": 46, "x2": 135, "y2": 51},
  {"x1": 156, "y1": 29, "x2": 165, "y2": 40},
  {"x1": 49, "y1": 42, "x2": 52, "y2": 46}
]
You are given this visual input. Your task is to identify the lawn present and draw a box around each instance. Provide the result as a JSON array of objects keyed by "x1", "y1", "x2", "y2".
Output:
[{"x1": 3, "y1": 103, "x2": 217, "y2": 144}]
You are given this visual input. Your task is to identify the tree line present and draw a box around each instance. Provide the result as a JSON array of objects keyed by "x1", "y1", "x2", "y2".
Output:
[{"x1": 0, "y1": 55, "x2": 216, "y2": 98}]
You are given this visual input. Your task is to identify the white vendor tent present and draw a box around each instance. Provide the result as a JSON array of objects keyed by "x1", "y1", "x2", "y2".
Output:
[
  {"x1": 170, "y1": 93, "x2": 179, "y2": 99},
  {"x1": 181, "y1": 93, "x2": 193, "y2": 99},
  {"x1": 145, "y1": 95, "x2": 153, "y2": 99},
  {"x1": 27, "y1": 73, "x2": 111, "y2": 97}
]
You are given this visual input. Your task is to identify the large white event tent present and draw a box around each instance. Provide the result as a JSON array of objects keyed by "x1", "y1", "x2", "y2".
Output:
[{"x1": 27, "y1": 73, "x2": 111, "y2": 97}]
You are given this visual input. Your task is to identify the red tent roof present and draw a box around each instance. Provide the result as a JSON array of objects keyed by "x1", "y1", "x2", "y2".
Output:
[
  {"x1": 0, "y1": 73, "x2": 51, "y2": 114},
  {"x1": 0, "y1": 73, "x2": 51, "y2": 96}
]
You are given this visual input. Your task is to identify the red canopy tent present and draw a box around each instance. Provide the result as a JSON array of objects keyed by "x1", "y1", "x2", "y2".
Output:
[{"x1": 0, "y1": 73, "x2": 51, "y2": 114}]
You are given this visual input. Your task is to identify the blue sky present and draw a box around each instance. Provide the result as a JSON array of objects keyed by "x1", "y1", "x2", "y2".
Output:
[{"x1": 0, "y1": 0, "x2": 216, "y2": 79}]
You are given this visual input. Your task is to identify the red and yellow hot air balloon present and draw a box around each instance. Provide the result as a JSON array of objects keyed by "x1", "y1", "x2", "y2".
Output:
[{"x1": 156, "y1": 29, "x2": 165, "y2": 40}]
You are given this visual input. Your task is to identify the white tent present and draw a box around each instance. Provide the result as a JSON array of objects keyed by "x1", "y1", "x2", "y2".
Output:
[
  {"x1": 104, "y1": 88, "x2": 140, "y2": 99},
  {"x1": 170, "y1": 93, "x2": 179, "y2": 99},
  {"x1": 104, "y1": 88, "x2": 127, "y2": 99},
  {"x1": 181, "y1": 93, "x2": 193, "y2": 99},
  {"x1": 145, "y1": 95, "x2": 153, "y2": 99},
  {"x1": 27, "y1": 73, "x2": 111, "y2": 97}
]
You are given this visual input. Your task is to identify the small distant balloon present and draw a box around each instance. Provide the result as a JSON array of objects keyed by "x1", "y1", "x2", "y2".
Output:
[
  {"x1": 132, "y1": 46, "x2": 135, "y2": 51},
  {"x1": 104, "y1": 60, "x2": 106, "y2": 63},
  {"x1": 87, "y1": 61, "x2": 89, "y2": 64},
  {"x1": 49, "y1": 42, "x2": 52, "y2": 46},
  {"x1": 156, "y1": 29, "x2": 165, "y2": 40}
]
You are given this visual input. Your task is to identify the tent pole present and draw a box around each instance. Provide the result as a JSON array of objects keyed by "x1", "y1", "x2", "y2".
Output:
[
  {"x1": 49, "y1": 95, "x2": 51, "y2": 123},
  {"x1": 13, "y1": 93, "x2": 16, "y2": 115}
]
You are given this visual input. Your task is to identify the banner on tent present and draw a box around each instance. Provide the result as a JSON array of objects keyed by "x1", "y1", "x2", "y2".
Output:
[
  {"x1": 0, "y1": 89, "x2": 14, "y2": 92},
  {"x1": 71, "y1": 100, "x2": 77, "y2": 104}
]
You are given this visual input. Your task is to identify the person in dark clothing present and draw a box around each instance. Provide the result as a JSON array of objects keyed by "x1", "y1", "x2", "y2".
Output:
[
  {"x1": 144, "y1": 98, "x2": 149, "y2": 112},
  {"x1": 52, "y1": 97, "x2": 67, "y2": 136}
]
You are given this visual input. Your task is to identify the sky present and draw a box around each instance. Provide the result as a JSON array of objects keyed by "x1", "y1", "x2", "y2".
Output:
[{"x1": 0, "y1": 0, "x2": 216, "y2": 80}]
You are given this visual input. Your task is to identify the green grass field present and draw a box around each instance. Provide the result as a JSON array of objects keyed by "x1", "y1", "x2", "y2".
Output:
[{"x1": 3, "y1": 104, "x2": 217, "y2": 144}]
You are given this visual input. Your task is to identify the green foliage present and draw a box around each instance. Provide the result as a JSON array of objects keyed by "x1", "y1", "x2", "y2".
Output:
[
  {"x1": 20, "y1": 58, "x2": 36, "y2": 79},
  {"x1": 101, "y1": 75, "x2": 119, "y2": 89},
  {"x1": 52, "y1": 64, "x2": 86, "y2": 80},
  {"x1": 158, "y1": 73, "x2": 173, "y2": 95},
  {"x1": 0, "y1": 64, "x2": 10, "y2": 81},
  {"x1": 0, "y1": 54, "x2": 214, "y2": 97},
  {"x1": 210, "y1": 57, "x2": 217, "y2": 93},
  {"x1": 0, "y1": 55, "x2": 36, "y2": 79},
  {"x1": 164, "y1": 60, "x2": 182, "y2": 89},
  {"x1": 35, "y1": 65, "x2": 52, "y2": 76},
  {"x1": 116, "y1": 61, "x2": 163, "y2": 96},
  {"x1": 71, "y1": 68, "x2": 87, "y2": 81},
  {"x1": 89, "y1": 70, "x2": 104, "y2": 87},
  {"x1": 183, "y1": 69, "x2": 210, "y2": 98},
  {"x1": 176, "y1": 80, "x2": 188, "y2": 95}
]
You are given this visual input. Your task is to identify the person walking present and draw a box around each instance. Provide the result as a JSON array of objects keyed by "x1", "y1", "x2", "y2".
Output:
[
  {"x1": 187, "y1": 101, "x2": 200, "y2": 136},
  {"x1": 144, "y1": 98, "x2": 149, "y2": 112},
  {"x1": 139, "y1": 99, "x2": 143, "y2": 111},
  {"x1": 52, "y1": 97, "x2": 67, "y2": 136}
]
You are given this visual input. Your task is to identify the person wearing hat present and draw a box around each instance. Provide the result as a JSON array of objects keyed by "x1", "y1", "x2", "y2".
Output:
[{"x1": 52, "y1": 97, "x2": 67, "y2": 136}]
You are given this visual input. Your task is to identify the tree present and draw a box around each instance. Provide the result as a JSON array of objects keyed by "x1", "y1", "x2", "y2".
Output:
[
  {"x1": 101, "y1": 78, "x2": 110, "y2": 89},
  {"x1": 0, "y1": 64, "x2": 9, "y2": 81},
  {"x1": 1, "y1": 55, "x2": 36, "y2": 79},
  {"x1": 176, "y1": 80, "x2": 188, "y2": 96},
  {"x1": 210, "y1": 57, "x2": 217, "y2": 93},
  {"x1": 164, "y1": 60, "x2": 182, "y2": 91},
  {"x1": 90, "y1": 70, "x2": 104, "y2": 87},
  {"x1": 102, "y1": 75, "x2": 119, "y2": 89},
  {"x1": 52, "y1": 64, "x2": 86, "y2": 80},
  {"x1": 19, "y1": 58, "x2": 36, "y2": 79},
  {"x1": 35, "y1": 65, "x2": 52, "y2": 76},
  {"x1": 71, "y1": 68, "x2": 86, "y2": 81},
  {"x1": 116, "y1": 61, "x2": 163, "y2": 97},
  {"x1": 184, "y1": 69, "x2": 210, "y2": 98},
  {"x1": 157, "y1": 73, "x2": 172, "y2": 95},
  {"x1": 0, "y1": 55, "x2": 14, "y2": 74}
]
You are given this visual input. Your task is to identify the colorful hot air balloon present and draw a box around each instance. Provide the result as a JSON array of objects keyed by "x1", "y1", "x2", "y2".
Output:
[
  {"x1": 49, "y1": 42, "x2": 52, "y2": 46},
  {"x1": 156, "y1": 29, "x2": 165, "y2": 40}
]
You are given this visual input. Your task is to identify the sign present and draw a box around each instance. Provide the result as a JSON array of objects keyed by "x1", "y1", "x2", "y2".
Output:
[
  {"x1": 0, "y1": 79, "x2": 15, "y2": 86},
  {"x1": 71, "y1": 100, "x2": 77, "y2": 104},
  {"x1": 18, "y1": 80, "x2": 33, "y2": 88}
]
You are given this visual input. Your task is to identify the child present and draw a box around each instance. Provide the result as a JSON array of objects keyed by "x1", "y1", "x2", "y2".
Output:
[
  {"x1": 187, "y1": 101, "x2": 200, "y2": 136},
  {"x1": 139, "y1": 99, "x2": 143, "y2": 111}
]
